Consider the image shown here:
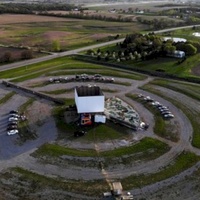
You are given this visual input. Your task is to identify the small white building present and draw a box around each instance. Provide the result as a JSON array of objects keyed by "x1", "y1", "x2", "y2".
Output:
[
  {"x1": 75, "y1": 85, "x2": 105, "y2": 114},
  {"x1": 167, "y1": 50, "x2": 185, "y2": 58}
]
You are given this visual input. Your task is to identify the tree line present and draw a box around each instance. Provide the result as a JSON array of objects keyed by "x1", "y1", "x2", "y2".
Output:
[
  {"x1": 0, "y1": 3, "x2": 76, "y2": 14},
  {"x1": 0, "y1": 49, "x2": 33, "y2": 63},
  {"x1": 87, "y1": 32, "x2": 200, "y2": 63}
]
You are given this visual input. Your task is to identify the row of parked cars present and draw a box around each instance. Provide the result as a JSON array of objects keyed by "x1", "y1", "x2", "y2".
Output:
[
  {"x1": 49, "y1": 74, "x2": 115, "y2": 83},
  {"x1": 138, "y1": 94, "x2": 174, "y2": 119},
  {"x1": 7, "y1": 110, "x2": 20, "y2": 135},
  {"x1": 7, "y1": 110, "x2": 27, "y2": 136}
]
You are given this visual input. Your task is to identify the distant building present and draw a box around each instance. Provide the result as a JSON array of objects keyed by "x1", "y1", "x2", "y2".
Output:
[
  {"x1": 167, "y1": 50, "x2": 185, "y2": 58},
  {"x1": 75, "y1": 85, "x2": 104, "y2": 114}
]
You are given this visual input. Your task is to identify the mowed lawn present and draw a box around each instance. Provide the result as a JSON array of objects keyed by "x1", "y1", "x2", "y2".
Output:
[{"x1": 0, "y1": 14, "x2": 144, "y2": 51}]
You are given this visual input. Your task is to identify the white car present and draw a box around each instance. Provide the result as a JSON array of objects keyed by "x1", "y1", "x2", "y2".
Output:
[
  {"x1": 9, "y1": 113, "x2": 19, "y2": 118},
  {"x1": 7, "y1": 129, "x2": 18, "y2": 136},
  {"x1": 8, "y1": 117, "x2": 18, "y2": 122},
  {"x1": 164, "y1": 114, "x2": 174, "y2": 119}
]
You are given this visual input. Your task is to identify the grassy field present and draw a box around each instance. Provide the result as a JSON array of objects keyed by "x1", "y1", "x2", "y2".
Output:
[
  {"x1": 0, "y1": 57, "x2": 146, "y2": 82},
  {"x1": 11, "y1": 167, "x2": 109, "y2": 197},
  {"x1": 33, "y1": 137, "x2": 169, "y2": 158},
  {"x1": 122, "y1": 151, "x2": 200, "y2": 190},
  {"x1": 0, "y1": 14, "x2": 145, "y2": 51},
  {"x1": 151, "y1": 79, "x2": 200, "y2": 101},
  {"x1": 0, "y1": 91, "x2": 16, "y2": 105},
  {"x1": 161, "y1": 26, "x2": 200, "y2": 42}
]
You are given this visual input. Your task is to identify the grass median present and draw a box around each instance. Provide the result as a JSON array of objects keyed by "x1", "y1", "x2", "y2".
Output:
[
  {"x1": 122, "y1": 151, "x2": 200, "y2": 190},
  {"x1": 0, "y1": 91, "x2": 15, "y2": 105}
]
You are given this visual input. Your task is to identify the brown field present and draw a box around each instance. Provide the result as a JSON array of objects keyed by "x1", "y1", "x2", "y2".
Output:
[
  {"x1": 0, "y1": 14, "x2": 81, "y2": 24},
  {"x1": 0, "y1": 14, "x2": 146, "y2": 53}
]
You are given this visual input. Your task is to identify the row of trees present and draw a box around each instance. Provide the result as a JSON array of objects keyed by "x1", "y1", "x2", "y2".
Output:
[
  {"x1": 137, "y1": 17, "x2": 185, "y2": 30},
  {"x1": 0, "y1": 3, "x2": 76, "y2": 14},
  {"x1": 39, "y1": 12, "x2": 134, "y2": 23},
  {"x1": 87, "y1": 32, "x2": 199, "y2": 63},
  {"x1": 0, "y1": 50, "x2": 33, "y2": 63},
  {"x1": 122, "y1": 33, "x2": 199, "y2": 56}
]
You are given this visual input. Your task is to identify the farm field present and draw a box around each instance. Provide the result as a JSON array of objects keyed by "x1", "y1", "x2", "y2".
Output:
[{"x1": 0, "y1": 14, "x2": 146, "y2": 53}]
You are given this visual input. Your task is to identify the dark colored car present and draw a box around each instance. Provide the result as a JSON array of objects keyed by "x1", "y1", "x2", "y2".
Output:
[
  {"x1": 7, "y1": 125, "x2": 18, "y2": 131},
  {"x1": 74, "y1": 130, "x2": 86, "y2": 137},
  {"x1": 8, "y1": 121, "x2": 18, "y2": 126},
  {"x1": 10, "y1": 110, "x2": 18, "y2": 114}
]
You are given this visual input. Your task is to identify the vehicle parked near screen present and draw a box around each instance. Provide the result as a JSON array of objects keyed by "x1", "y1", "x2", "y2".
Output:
[
  {"x1": 7, "y1": 129, "x2": 18, "y2": 136},
  {"x1": 74, "y1": 130, "x2": 86, "y2": 137},
  {"x1": 8, "y1": 117, "x2": 18, "y2": 122}
]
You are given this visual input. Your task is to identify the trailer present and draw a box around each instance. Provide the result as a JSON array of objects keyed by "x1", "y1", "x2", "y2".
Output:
[{"x1": 94, "y1": 114, "x2": 106, "y2": 123}]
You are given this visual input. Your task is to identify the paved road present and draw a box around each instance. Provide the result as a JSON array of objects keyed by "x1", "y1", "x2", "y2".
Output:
[
  {"x1": 1, "y1": 24, "x2": 200, "y2": 73},
  {"x1": 0, "y1": 38, "x2": 124, "y2": 72}
]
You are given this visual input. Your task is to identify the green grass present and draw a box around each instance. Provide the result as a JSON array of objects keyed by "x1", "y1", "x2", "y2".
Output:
[
  {"x1": 0, "y1": 56, "x2": 145, "y2": 83},
  {"x1": 141, "y1": 83, "x2": 200, "y2": 148},
  {"x1": 33, "y1": 137, "x2": 169, "y2": 159},
  {"x1": 33, "y1": 143, "x2": 98, "y2": 157},
  {"x1": 0, "y1": 91, "x2": 15, "y2": 104},
  {"x1": 0, "y1": 19, "x2": 143, "y2": 51},
  {"x1": 0, "y1": 57, "x2": 103, "y2": 80},
  {"x1": 163, "y1": 27, "x2": 200, "y2": 42},
  {"x1": 100, "y1": 137, "x2": 169, "y2": 157},
  {"x1": 12, "y1": 167, "x2": 108, "y2": 197},
  {"x1": 126, "y1": 93, "x2": 179, "y2": 142},
  {"x1": 132, "y1": 54, "x2": 200, "y2": 78},
  {"x1": 80, "y1": 124, "x2": 127, "y2": 142},
  {"x1": 151, "y1": 79, "x2": 200, "y2": 101},
  {"x1": 122, "y1": 151, "x2": 200, "y2": 190}
]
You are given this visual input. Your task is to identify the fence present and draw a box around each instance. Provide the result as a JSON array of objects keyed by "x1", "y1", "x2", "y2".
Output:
[{"x1": 2, "y1": 80, "x2": 65, "y2": 105}]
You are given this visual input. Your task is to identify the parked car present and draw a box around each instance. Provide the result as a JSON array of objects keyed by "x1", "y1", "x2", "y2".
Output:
[
  {"x1": 161, "y1": 111, "x2": 172, "y2": 115},
  {"x1": 163, "y1": 114, "x2": 174, "y2": 119},
  {"x1": 94, "y1": 74, "x2": 102, "y2": 78},
  {"x1": 160, "y1": 109, "x2": 170, "y2": 113},
  {"x1": 74, "y1": 130, "x2": 86, "y2": 137},
  {"x1": 10, "y1": 110, "x2": 18, "y2": 114},
  {"x1": 7, "y1": 129, "x2": 18, "y2": 136},
  {"x1": 8, "y1": 121, "x2": 18, "y2": 126},
  {"x1": 7, "y1": 125, "x2": 18, "y2": 131},
  {"x1": 9, "y1": 113, "x2": 19, "y2": 118},
  {"x1": 8, "y1": 117, "x2": 18, "y2": 122}
]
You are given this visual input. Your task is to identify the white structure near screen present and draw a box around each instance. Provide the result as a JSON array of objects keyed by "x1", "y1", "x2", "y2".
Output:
[{"x1": 75, "y1": 85, "x2": 105, "y2": 114}]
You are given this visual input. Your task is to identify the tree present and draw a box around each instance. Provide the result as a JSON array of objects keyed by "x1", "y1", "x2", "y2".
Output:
[
  {"x1": 21, "y1": 50, "x2": 33, "y2": 59},
  {"x1": 184, "y1": 44, "x2": 197, "y2": 55},
  {"x1": 3, "y1": 51, "x2": 12, "y2": 62},
  {"x1": 52, "y1": 40, "x2": 61, "y2": 52}
]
